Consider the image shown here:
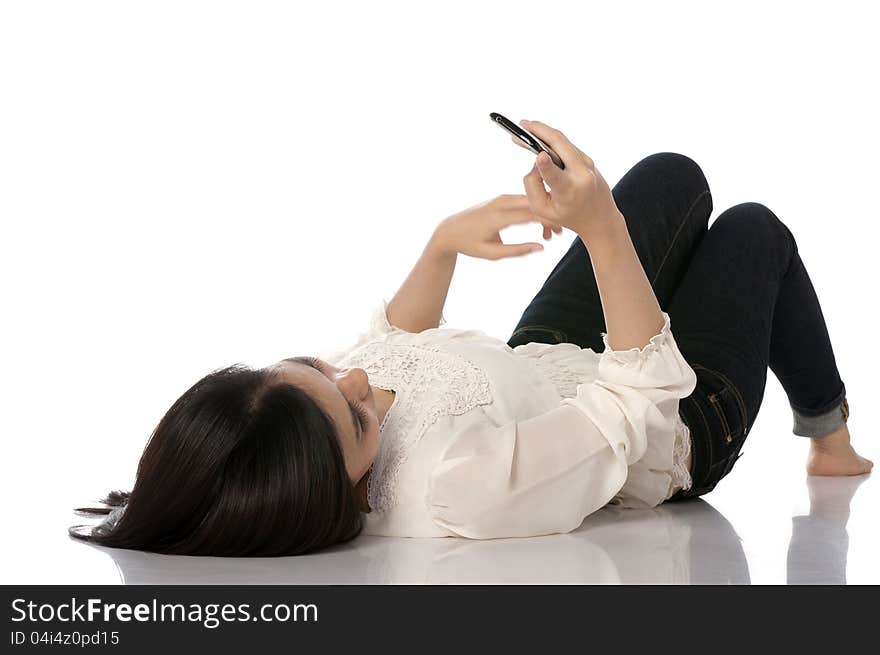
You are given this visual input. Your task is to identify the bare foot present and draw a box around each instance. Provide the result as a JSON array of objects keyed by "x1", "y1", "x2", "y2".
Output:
[{"x1": 806, "y1": 424, "x2": 873, "y2": 476}]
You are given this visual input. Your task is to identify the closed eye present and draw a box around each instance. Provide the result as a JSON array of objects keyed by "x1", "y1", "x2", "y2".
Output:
[{"x1": 285, "y1": 356, "x2": 364, "y2": 440}]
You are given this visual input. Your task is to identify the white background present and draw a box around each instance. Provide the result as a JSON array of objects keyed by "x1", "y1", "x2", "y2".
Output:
[{"x1": 1, "y1": 0, "x2": 877, "y2": 583}]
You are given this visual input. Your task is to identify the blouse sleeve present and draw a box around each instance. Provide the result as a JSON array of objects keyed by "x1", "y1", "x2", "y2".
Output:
[{"x1": 427, "y1": 311, "x2": 697, "y2": 539}]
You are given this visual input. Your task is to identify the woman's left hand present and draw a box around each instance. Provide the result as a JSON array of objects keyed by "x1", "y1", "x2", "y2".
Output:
[{"x1": 429, "y1": 194, "x2": 562, "y2": 261}]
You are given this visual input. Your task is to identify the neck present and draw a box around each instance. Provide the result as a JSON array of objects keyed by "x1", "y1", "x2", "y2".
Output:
[
  {"x1": 355, "y1": 468, "x2": 371, "y2": 512},
  {"x1": 373, "y1": 385, "x2": 396, "y2": 426},
  {"x1": 356, "y1": 387, "x2": 394, "y2": 513}
]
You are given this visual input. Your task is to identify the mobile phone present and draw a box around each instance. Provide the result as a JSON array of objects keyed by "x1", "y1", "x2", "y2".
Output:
[{"x1": 489, "y1": 112, "x2": 565, "y2": 169}]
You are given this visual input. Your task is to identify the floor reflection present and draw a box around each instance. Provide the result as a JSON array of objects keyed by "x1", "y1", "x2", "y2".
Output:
[
  {"x1": 787, "y1": 474, "x2": 868, "y2": 585},
  {"x1": 91, "y1": 499, "x2": 743, "y2": 584},
  {"x1": 87, "y1": 475, "x2": 867, "y2": 584}
]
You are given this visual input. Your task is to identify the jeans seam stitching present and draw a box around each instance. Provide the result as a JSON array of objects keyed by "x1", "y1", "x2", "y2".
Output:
[{"x1": 650, "y1": 189, "x2": 711, "y2": 286}]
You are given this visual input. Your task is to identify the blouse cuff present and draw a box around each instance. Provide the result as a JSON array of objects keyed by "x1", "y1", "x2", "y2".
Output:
[
  {"x1": 371, "y1": 299, "x2": 397, "y2": 336},
  {"x1": 372, "y1": 298, "x2": 446, "y2": 336},
  {"x1": 599, "y1": 312, "x2": 673, "y2": 366}
]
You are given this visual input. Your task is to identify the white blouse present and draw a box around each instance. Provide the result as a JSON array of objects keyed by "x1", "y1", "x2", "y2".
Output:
[{"x1": 319, "y1": 300, "x2": 698, "y2": 539}]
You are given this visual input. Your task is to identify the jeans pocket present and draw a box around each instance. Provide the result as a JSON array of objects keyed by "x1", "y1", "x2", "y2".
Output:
[
  {"x1": 693, "y1": 364, "x2": 749, "y2": 445},
  {"x1": 509, "y1": 324, "x2": 568, "y2": 346},
  {"x1": 707, "y1": 386, "x2": 745, "y2": 446}
]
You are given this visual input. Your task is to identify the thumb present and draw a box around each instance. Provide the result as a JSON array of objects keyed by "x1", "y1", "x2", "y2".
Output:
[{"x1": 535, "y1": 151, "x2": 564, "y2": 188}]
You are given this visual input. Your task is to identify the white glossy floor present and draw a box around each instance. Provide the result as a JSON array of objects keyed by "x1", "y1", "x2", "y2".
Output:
[
  {"x1": 103, "y1": 476, "x2": 876, "y2": 584},
  {"x1": 5, "y1": 470, "x2": 873, "y2": 585},
  {"x1": 2, "y1": 363, "x2": 876, "y2": 586}
]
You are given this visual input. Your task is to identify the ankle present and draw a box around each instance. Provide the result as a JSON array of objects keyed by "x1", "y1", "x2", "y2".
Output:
[{"x1": 810, "y1": 424, "x2": 851, "y2": 454}]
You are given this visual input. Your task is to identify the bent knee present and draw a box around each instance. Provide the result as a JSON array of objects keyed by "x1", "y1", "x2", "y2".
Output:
[
  {"x1": 716, "y1": 202, "x2": 779, "y2": 230},
  {"x1": 712, "y1": 202, "x2": 795, "y2": 250},
  {"x1": 638, "y1": 152, "x2": 710, "y2": 193}
]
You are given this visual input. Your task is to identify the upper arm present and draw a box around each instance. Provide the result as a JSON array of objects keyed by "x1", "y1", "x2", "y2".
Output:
[{"x1": 427, "y1": 402, "x2": 629, "y2": 539}]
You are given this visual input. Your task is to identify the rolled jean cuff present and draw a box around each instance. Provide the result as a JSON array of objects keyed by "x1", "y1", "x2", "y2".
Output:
[{"x1": 792, "y1": 397, "x2": 849, "y2": 438}]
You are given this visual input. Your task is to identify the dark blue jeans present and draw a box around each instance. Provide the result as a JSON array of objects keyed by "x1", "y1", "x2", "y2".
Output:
[{"x1": 506, "y1": 153, "x2": 849, "y2": 498}]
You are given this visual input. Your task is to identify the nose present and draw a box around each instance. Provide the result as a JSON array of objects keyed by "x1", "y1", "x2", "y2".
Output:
[{"x1": 335, "y1": 367, "x2": 370, "y2": 401}]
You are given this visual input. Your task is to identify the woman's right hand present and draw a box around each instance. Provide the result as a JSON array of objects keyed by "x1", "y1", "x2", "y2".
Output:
[{"x1": 516, "y1": 119, "x2": 623, "y2": 239}]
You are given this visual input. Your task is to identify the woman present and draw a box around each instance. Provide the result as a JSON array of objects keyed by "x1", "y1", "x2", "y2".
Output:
[{"x1": 70, "y1": 120, "x2": 872, "y2": 556}]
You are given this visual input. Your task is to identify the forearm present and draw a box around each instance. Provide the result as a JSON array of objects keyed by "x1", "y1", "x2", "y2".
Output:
[
  {"x1": 386, "y1": 234, "x2": 457, "y2": 333},
  {"x1": 579, "y1": 212, "x2": 665, "y2": 351}
]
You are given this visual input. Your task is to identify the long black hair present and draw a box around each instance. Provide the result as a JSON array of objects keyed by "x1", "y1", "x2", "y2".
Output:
[{"x1": 69, "y1": 363, "x2": 364, "y2": 556}]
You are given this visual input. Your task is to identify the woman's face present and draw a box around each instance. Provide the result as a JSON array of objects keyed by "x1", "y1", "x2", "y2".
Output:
[{"x1": 270, "y1": 356, "x2": 380, "y2": 484}]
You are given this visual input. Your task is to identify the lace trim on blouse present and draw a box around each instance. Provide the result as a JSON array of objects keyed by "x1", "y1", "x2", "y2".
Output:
[
  {"x1": 530, "y1": 357, "x2": 584, "y2": 399},
  {"x1": 335, "y1": 341, "x2": 493, "y2": 513},
  {"x1": 668, "y1": 416, "x2": 693, "y2": 498}
]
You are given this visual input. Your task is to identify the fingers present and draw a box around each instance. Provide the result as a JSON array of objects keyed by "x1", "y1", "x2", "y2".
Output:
[
  {"x1": 523, "y1": 163, "x2": 554, "y2": 218},
  {"x1": 543, "y1": 219, "x2": 563, "y2": 236},
  {"x1": 487, "y1": 199, "x2": 562, "y2": 246},
  {"x1": 491, "y1": 193, "x2": 531, "y2": 210},
  {"x1": 519, "y1": 119, "x2": 583, "y2": 169},
  {"x1": 510, "y1": 134, "x2": 532, "y2": 152},
  {"x1": 535, "y1": 151, "x2": 565, "y2": 188},
  {"x1": 478, "y1": 241, "x2": 544, "y2": 260},
  {"x1": 540, "y1": 219, "x2": 563, "y2": 240},
  {"x1": 510, "y1": 135, "x2": 564, "y2": 193},
  {"x1": 499, "y1": 208, "x2": 542, "y2": 226}
]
